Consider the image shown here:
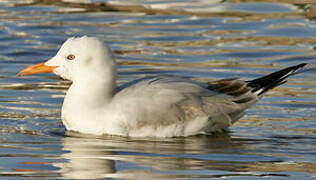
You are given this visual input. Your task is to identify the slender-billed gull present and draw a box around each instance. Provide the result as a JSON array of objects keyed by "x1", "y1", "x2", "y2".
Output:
[{"x1": 18, "y1": 36, "x2": 308, "y2": 137}]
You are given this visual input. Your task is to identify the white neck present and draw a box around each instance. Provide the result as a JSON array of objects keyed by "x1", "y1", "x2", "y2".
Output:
[
  {"x1": 61, "y1": 65, "x2": 117, "y2": 133},
  {"x1": 69, "y1": 69, "x2": 116, "y2": 105}
]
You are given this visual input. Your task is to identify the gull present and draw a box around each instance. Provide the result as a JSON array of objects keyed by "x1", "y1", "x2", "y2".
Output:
[{"x1": 18, "y1": 36, "x2": 307, "y2": 137}]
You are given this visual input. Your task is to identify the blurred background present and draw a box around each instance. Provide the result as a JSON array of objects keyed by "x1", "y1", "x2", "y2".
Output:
[{"x1": 0, "y1": 0, "x2": 315, "y2": 179}]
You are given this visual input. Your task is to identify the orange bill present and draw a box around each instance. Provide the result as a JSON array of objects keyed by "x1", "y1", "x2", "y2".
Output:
[{"x1": 18, "y1": 62, "x2": 57, "y2": 76}]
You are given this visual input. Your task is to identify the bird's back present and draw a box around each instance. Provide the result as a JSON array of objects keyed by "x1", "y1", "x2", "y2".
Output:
[{"x1": 112, "y1": 75, "x2": 256, "y2": 137}]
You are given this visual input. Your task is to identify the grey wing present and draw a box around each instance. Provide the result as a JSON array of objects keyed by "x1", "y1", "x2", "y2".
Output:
[
  {"x1": 114, "y1": 75, "x2": 257, "y2": 133},
  {"x1": 205, "y1": 78, "x2": 258, "y2": 124}
]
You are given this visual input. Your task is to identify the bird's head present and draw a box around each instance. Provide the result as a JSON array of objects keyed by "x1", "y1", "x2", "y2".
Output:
[{"x1": 18, "y1": 36, "x2": 116, "y2": 82}]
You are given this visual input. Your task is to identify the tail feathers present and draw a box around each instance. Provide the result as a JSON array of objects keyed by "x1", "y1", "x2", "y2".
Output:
[{"x1": 247, "y1": 63, "x2": 307, "y2": 96}]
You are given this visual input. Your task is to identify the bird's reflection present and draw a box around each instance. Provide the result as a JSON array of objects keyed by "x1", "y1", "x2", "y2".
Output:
[
  {"x1": 9, "y1": 132, "x2": 315, "y2": 179},
  {"x1": 54, "y1": 136, "x2": 116, "y2": 179},
  {"x1": 54, "y1": 132, "x2": 253, "y2": 179}
]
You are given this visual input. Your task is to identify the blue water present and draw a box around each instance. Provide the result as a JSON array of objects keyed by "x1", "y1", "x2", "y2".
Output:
[{"x1": 0, "y1": 0, "x2": 315, "y2": 179}]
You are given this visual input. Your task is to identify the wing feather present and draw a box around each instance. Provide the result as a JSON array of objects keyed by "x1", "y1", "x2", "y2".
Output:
[{"x1": 114, "y1": 75, "x2": 257, "y2": 135}]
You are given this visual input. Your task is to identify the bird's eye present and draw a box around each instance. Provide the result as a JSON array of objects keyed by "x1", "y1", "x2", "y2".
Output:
[{"x1": 66, "y1": 54, "x2": 75, "y2": 60}]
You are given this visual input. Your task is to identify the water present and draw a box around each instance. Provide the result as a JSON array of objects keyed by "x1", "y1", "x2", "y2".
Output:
[{"x1": 0, "y1": 0, "x2": 315, "y2": 179}]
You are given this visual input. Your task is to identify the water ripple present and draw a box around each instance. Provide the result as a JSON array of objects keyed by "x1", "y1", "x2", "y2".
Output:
[{"x1": 0, "y1": 0, "x2": 315, "y2": 179}]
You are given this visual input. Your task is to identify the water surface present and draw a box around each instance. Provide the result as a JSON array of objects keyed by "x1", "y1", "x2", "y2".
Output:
[{"x1": 0, "y1": 0, "x2": 315, "y2": 179}]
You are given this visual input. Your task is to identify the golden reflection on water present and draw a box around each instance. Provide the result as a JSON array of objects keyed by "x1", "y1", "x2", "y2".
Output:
[
  {"x1": 13, "y1": 0, "x2": 316, "y2": 21},
  {"x1": 144, "y1": 36, "x2": 316, "y2": 49},
  {"x1": 242, "y1": 161, "x2": 316, "y2": 173}
]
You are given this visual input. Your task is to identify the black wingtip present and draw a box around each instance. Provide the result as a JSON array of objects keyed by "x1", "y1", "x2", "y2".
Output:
[{"x1": 247, "y1": 63, "x2": 307, "y2": 96}]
